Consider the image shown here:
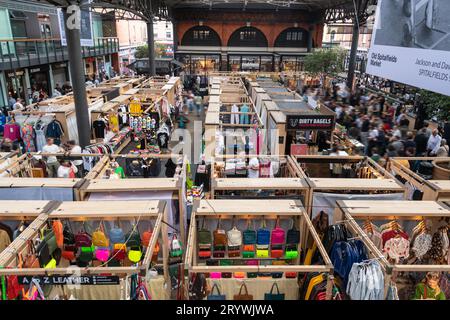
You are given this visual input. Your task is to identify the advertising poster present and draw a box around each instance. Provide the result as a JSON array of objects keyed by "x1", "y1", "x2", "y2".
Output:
[
  {"x1": 366, "y1": 0, "x2": 450, "y2": 96},
  {"x1": 57, "y1": 0, "x2": 94, "y2": 47}
]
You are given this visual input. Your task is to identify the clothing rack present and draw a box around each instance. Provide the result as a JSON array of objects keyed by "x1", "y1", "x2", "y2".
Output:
[
  {"x1": 0, "y1": 200, "x2": 169, "y2": 282},
  {"x1": 335, "y1": 199, "x2": 450, "y2": 275}
]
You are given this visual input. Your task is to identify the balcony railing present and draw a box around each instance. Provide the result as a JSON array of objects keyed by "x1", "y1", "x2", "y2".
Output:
[{"x1": 0, "y1": 37, "x2": 119, "y2": 71}]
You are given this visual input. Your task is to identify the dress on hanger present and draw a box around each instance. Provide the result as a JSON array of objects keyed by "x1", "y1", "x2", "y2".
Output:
[
  {"x1": 21, "y1": 124, "x2": 36, "y2": 152},
  {"x1": 240, "y1": 104, "x2": 250, "y2": 124},
  {"x1": 34, "y1": 120, "x2": 47, "y2": 152},
  {"x1": 231, "y1": 104, "x2": 239, "y2": 124}
]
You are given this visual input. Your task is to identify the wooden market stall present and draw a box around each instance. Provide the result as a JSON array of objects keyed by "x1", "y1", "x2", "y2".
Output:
[
  {"x1": 335, "y1": 200, "x2": 450, "y2": 300},
  {"x1": 0, "y1": 200, "x2": 170, "y2": 300},
  {"x1": 185, "y1": 199, "x2": 334, "y2": 300},
  {"x1": 294, "y1": 155, "x2": 406, "y2": 217},
  {"x1": 0, "y1": 200, "x2": 56, "y2": 259},
  {"x1": 210, "y1": 155, "x2": 309, "y2": 203},
  {"x1": 79, "y1": 154, "x2": 188, "y2": 244},
  {"x1": 390, "y1": 157, "x2": 450, "y2": 201}
]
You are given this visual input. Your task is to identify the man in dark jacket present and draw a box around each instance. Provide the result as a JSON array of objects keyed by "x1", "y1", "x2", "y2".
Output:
[{"x1": 414, "y1": 128, "x2": 428, "y2": 156}]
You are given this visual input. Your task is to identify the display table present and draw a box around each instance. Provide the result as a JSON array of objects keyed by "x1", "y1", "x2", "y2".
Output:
[{"x1": 206, "y1": 278, "x2": 299, "y2": 300}]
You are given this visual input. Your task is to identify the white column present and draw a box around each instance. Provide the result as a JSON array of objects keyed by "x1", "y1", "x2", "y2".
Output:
[
  {"x1": 48, "y1": 64, "x2": 55, "y2": 96},
  {"x1": 0, "y1": 71, "x2": 8, "y2": 106},
  {"x1": 24, "y1": 68, "x2": 32, "y2": 105}
]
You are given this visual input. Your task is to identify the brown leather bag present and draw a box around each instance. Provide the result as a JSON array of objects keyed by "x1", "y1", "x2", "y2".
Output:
[
  {"x1": 233, "y1": 283, "x2": 253, "y2": 300},
  {"x1": 23, "y1": 240, "x2": 40, "y2": 268},
  {"x1": 213, "y1": 219, "x2": 227, "y2": 246}
]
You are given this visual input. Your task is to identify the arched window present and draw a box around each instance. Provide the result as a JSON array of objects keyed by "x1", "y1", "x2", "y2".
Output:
[
  {"x1": 227, "y1": 27, "x2": 268, "y2": 47},
  {"x1": 274, "y1": 27, "x2": 309, "y2": 47},
  {"x1": 181, "y1": 26, "x2": 221, "y2": 46}
]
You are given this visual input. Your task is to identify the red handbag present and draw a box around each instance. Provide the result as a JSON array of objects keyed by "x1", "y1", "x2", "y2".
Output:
[
  {"x1": 271, "y1": 217, "x2": 285, "y2": 245},
  {"x1": 271, "y1": 249, "x2": 284, "y2": 258}
]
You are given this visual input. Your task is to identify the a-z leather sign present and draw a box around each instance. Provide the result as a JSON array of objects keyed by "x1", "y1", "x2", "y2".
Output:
[{"x1": 286, "y1": 115, "x2": 335, "y2": 131}]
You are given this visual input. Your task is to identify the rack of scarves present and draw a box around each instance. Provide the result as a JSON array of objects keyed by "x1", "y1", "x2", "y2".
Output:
[{"x1": 0, "y1": 200, "x2": 169, "y2": 301}]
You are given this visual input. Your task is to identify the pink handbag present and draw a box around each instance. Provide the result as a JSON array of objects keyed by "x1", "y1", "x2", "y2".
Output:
[
  {"x1": 246, "y1": 259, "x2": 258, "y2": 266},
  {"x1": 271, "y1": 218, "x2": 285, "y2": 245},
  {"x1": 95, "y1": 248, "x2": 110, "y2": 262},
  {"x1": 210, "y1": 272, "x2": 222, "y2": 279}
]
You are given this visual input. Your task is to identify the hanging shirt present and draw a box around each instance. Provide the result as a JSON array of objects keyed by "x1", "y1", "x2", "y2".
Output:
[
  {"x1": 42, "y1": 144, "x2": 61, "y2": 164},
  {"x1": 93, "y1": 120, "x2": 106, "y2": 139},
  {"x1": 45, "y1": 120, "x2": 64, "y2": 139},
  {"x1": 3, "y1": 123, "x2": 21, "y2": 141},
  {"x1": 240, "y1": 104, "x2": 250, "y2": 125},
  {"x1": 70, "y1": 145, "x2": 83, "y2": 166},
  {"x1": 427, "y1": 134, "x2": 442, "y2": 155}
]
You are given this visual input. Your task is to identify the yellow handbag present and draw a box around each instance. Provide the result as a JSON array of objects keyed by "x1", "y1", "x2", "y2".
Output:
[
  {"x1": 44, "y1": 258, "x2": 57, "y2": 269},
  {"x1": 256, "y1": 245, "x2": 269, "y2": 258},
  {"x1": 128, "y1": 248, "x2": 142, "y2": 263}
]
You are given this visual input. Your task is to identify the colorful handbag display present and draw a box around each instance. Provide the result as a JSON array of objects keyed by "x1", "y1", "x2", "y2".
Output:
[
  {"x1": 264, "y1": 283, "x2": 285, "y2": 300},
  {"x1": 207, "y1": 284, "x2": 226, "y2": 300},
  {"x1": 233, "y1": 283, "x2": 253, "y2": 300},
  {"x1": 95, "y1": 247, "x2": 110, "y2": 262},
  {"x1": 257, "y1": 219, "x2": 270, "y2": 245}
]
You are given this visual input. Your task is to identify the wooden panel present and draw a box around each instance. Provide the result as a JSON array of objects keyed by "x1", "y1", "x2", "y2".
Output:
[
  {"x1": 51, "y1": 200, "x2": 161, "y2": 217},
  {"x1": 209, "y1": 95, "x2": 220, "y2": 104},
  {"x1": 205, "y1": 112, "x2": 220, "y2": 125},
  {"x1": 84, "y1": 178, "x2": 179, "y2": 191},
  {"x1": 0, "y1": 201, "x2": 50, "y2": 215},
  {"x1": 214, "y1": 178, "x2": 308, "y2": 190},
  {"x1": 208, "y1": 103, "x2": 221, "y2": 113},
  {"x1": 196, "y1": 199, "x2": 304, "y2": 215},
  {"x1": 0, "y1": 178, "x2": 80, "y2": 188},
  {"x1": 429, "y1": 180, "x2": 450, "y2": 191},
  {"x1": 309, "y1": 178, "x2": 404, "y2": 191},
  {"x1": 338, "y1": 200, "x2": 450, "y2": 217}
]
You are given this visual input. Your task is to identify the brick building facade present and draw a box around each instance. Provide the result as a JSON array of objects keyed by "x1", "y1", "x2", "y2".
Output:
[{"x1": 173, "y1": 9, "x2": 324, "y2": 74}]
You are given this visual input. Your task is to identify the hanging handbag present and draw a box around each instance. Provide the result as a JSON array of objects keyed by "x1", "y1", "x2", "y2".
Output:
[
  {"x1": 112, "y1": 243, "x2": 127, "y2": 260},
  {"x1": 233, "y1": 283, "x2": 253, "y2": 300},
  {"x1": 125, "y1": 226, "x2": 141, "y2": 248},
  {"x1": 198, "y1": 218, "x2": 212, "y2": 259},
  {"x1": 170, "y1": 234, "x2": 183, "y2": 257},
  {"x1": 207, "y1": 283, "x2": 226, "y2": 300},
  {"x1": 286, "y1": 219, "x2": 300, "y2": 244},
  {"x1": 243, "y1": 219, "x2": 256, "y2": 244},
  {"x1": 23, "y1": 240, "x2": 40, "y2": 268},
  {"x1": 213, "y1": 218, "x2": 227, "y2": 246},
  {"x1": 234, "y1": 272, "x2": 245, "y2": 278},
  {"x1": 110, "y1": 226, "x2": 125, "y2": 244},
  {"x1": 210, "y1": 272, "x2": 222, "y2": 279},
  {"x1": 271, "y1": 217, "x2": 285, "y2": 245},
  {"x1": 128, "y1": 247, "x2": 143, "y2": 263},
  {"x1": 92, "y1": 222, "x2": 109, "y2": 247},
  {"x1": 264, "y1": 283, "x2": 285, "y2": 300},
  {"x1": 257, "y1": 219, "x2": 270, "y2": 245},
  {"x1": 285, "y1": 244, "x2": 299, "y2": 260},
  {"x1": 227, "y1": 217, "x2": 242, "y2": 258},
  {"x1": 63, "y1": 223, "x2": 76, "y2": 246},
  {"x1": 52, "y1": 220, "x2": 64, "y2": 248},
  {"x1": 75, "y1": 227, "x2": 92, "y2": 248},
  {"x1": 95, "y1": 247, "x2": 110, "y2": 262}
]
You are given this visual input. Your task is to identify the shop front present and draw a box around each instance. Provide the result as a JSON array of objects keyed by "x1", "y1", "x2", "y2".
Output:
[
  {"x1": 51, "y1": 62, "x2": 69, "y2": 87},
  {"x1": 5, "y1": 69, "x2": 27, "y2": 102},
  {"x1": 285, "y1": 113, "x2": 336, "y2": 155},
  {"x1": 280, "y1": 55, "x2": 305, "y2": 72},
  {"x1": 227, "y1": 54, "x2": 274, "y2": 72},
  {"x1": 29, "y1": 65, "x2": 51, "y2": 97},
  {"x1": 177, "y1": 53, "x2": 220, "y2": 75}
]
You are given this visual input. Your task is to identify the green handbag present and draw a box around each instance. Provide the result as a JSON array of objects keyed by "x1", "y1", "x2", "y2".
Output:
[
  {"x1": 285, "y1": 244, "x2": 299, "y2": 259},
  {"x1": 243, "y1": 250, "x2": 255, "y2": 258},
  {"x1": 197, "y1": 218, "x2": 212, "y2": 245},
  {"x1": 79, "y1": 245, "x2": 94, "y2": 263},
  {"x1": 42, "y1": 229, "x2": 57, "y2": 255},
  {"x1": 219, "y1": 259, "x2": 232, "y2": 266}
]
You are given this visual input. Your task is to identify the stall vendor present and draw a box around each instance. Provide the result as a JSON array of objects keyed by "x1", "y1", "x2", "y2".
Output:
[{"x1": 413, "y1": 272, "x2": 446, "y2": 300}]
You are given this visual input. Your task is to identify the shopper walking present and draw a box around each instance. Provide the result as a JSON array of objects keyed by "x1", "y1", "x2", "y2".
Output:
[{"x1": 42, "y1": 138, "x2": 62, "y2": 178}]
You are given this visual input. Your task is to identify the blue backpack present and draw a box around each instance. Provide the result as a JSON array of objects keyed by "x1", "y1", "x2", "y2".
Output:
[{"x1": 109, "y1": 227, "x2": 125, "y2": 244}]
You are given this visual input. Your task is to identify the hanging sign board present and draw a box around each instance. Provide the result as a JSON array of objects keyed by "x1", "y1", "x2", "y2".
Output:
[
  {"x1": 18, "y1": 275, "x2": 120, "y2": 286},
  {"x1": 57, "y1": 0, "x2": 94, "y2": 47},
  {"x1": 286, "y1": 115, "x2": 335, "y2": 131},
  {"x1": 366, "y1": 0, "x2": 450, "y2": 96}
]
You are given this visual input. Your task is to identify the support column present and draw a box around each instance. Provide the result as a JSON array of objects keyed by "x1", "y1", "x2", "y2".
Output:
[
  {"x1": 63, "y1": 7, "x2": 91, "y2": 148},
  {"x1": 147, "y1": 20, "x2": 156, "y2": 76},
  {"x1": 307, "y1": 27, "x2": 314, "y2": 53},
  {"x1": 48, "y1": 64, "x2": 55, "y2": 96},
  {"x1": 347, "y1": 20, "x2": 360, "y2": 90},
  {"x1": 172, "y1": 20, "x2": 178, "y2": 54},
  {"x1": 0, "y1": 71, "x2": 7, "y2": 107}
]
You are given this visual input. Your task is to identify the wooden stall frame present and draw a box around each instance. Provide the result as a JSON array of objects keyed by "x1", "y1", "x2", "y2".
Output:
[
  {"x1": 294, "y1": 155, "x2": 407, "y2": 215},
  {"x1": 0, "y1": 200, "x2": 169, "y2": 285},
  {"x1": 335, "y1": 199, "x2": 450, "y2": 296}
]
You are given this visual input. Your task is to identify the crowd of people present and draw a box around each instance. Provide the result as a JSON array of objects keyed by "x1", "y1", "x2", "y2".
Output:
[{"x1": 313, "y1": 78, "x2": 449, "y2": 163}]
